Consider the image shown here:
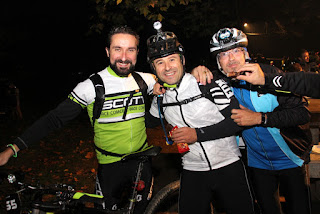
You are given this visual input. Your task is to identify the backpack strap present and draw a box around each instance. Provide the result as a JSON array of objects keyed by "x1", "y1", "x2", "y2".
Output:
[
  {"x1": 89, "y1": 73, "x2": 105, "y2": 127},
  {"x1": 157, "y1": 95, "x2": 165, "y2": 117},
  {"x1": 131, "y1": 72, "x2": 148, "y2": 95},
  {"x1": 122, "y1": 90, "x2": 135, "y2": 120},
  {"x1": 198, "y1": 84, "x2": 215, "y2": 103},
  {"x1": 162, "y1": 94, "x2": 205, "y2": 107},
  {"x1": 132, "y1": 72, "x2": 149, "y2": 109},
  {"x1": 122, "y1": 72, "x2": 149, "y2": 120},
  {"x1": 159, "y1": 83, "x2": 214, "y2": 113},
  {"x1": 89, "y1": 72, "x2": 148, "y2": 122}
]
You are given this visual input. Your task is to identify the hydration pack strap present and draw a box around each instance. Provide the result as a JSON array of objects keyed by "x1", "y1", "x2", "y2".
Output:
[
  {"x1": 122, "y1": 72, "x2": 148, "y2": 120},
  {"x1": 122, "y1": 90, "x2": 135, "y2": 120},
  {"x1": 158, "y1": 84, "x2": 213, "y2": 114},
  {"x1": 89, "y1": 74, "x2": 105, "y2": 127},
  {"x1": 95, "y1": 140, "x2": 148, "y2": 158},
  {"x1": 162, "y1": 93, "x2": 205, "y2": 107},
  {"x1": 131, "y1": 72, "x2": 148, "y2": 98},
  {"x1": 89, "y1": 72, "x2": 148, "y2": 124}
]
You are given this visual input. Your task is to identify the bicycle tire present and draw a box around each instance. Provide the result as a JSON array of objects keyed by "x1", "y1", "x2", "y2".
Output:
[
  {"x1": 144, "y1": 180, "x2": 216, "y2": 214},
  {"x1": 144, "y1": 180, "x2": 180, "y2": 214}
]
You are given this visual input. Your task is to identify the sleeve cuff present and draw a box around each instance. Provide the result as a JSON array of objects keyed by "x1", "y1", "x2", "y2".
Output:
[
  {"x1": 195, "y1": 127, "x2": 206, "y2": 142},
  {"x1": 13, "y1": 137, "x2": 28, "y2": 150}
]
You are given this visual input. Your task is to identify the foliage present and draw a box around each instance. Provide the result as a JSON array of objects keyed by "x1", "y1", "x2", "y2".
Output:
[
  {"x1": 88, "y1": 0, "x2": 239, "y2": 38},
  {"x1": 88, "y1": 0, "x2": 320, "y2": 39}
]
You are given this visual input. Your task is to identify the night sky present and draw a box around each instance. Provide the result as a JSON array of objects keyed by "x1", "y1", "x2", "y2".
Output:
[{"x1": 1, "y1": 1, "x2": 320, "y2": 115}]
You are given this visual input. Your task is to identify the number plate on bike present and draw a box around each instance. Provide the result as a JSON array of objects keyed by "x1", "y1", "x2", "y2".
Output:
[{"x1": 6, "y1": 193, "x2": 21, "y2": 214}]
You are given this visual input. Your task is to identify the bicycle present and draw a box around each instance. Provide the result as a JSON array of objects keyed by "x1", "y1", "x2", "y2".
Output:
[
  {"x1": 1, "y1": 144, "x2": 217, "y2": 214},
  {"x1": 144, "y1": 179, "x2": 180, "y2": 214},
  {"x1": 1, "y1": 146, "x2": 166, "y2": 214},
  {"x1": 2, "y1": 171, "x2": 105, "y2": 214}
]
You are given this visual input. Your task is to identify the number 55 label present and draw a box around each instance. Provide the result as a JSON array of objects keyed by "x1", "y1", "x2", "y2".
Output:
[{"x1": 6, "y1": 193, "x2": 20, "y2": 214}]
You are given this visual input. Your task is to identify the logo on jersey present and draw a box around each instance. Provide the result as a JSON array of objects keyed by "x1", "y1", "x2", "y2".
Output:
[
  {"x1": 103, "y1": 96, "x2": 144, "y2": 110},
  {"x1": 215, "y1": 79, "x2": 234, "y2": 99},
  {"x1": 99, "y1": 93, "x2": 145, "y2": 119}
]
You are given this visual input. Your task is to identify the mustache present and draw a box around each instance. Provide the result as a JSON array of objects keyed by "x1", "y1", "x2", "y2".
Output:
[
  {"x1": 227, "y1": 61, "x2": 240, "y2": 66},
  {"x1": 115, "y1": 59, "x2": 132, "y2": 64}
]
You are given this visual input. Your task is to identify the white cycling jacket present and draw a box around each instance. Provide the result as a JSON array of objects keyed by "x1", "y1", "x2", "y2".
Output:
[{"x1": 150, "y1": 73, "x2": 241, "y2": 171}]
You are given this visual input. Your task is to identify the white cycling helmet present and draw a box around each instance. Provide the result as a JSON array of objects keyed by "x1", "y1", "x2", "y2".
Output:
[
  {"x1": 210, "y1": 27, "x2": 248, "y2": 55},
  {"x1": 210, "y1": 28, "x2": 249, "y2": 75}
]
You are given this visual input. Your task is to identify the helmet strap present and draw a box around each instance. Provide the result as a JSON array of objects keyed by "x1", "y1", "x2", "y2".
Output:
[{"x1": 216, "y1": 55, "x2": 227, "y2": 76}]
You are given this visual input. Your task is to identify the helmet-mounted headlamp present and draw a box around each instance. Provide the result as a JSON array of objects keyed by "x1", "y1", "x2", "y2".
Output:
[
  {"x1": 147, "y1": 22, "x2": 184, "y2": 63},
  {"x1": 209, "y1": 27, "x2": 248, "y2": 55}
]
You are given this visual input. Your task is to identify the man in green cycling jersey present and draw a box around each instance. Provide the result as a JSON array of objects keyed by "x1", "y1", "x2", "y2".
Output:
[{"x1": 0, "y1": 26, "x2": 156, "y2": 213}]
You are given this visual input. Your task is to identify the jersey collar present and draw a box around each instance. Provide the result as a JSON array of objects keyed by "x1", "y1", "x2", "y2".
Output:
[{"x1": 107, "y1": 66, "x2": 128, "y2": 78}]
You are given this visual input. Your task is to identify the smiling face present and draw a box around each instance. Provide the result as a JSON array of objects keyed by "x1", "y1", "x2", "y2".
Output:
[
  {"x1": 218, "y1": 47, "x2": 246, "y2": 75},
  {"x1": 106, "y1": 33, "x2": 139, "y2": 77},
  {"x1": 153, "y1": 53, "x2": 184, "y2": 85}
]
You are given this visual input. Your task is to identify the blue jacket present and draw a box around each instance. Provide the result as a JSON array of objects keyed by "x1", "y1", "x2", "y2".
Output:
[{"x1": 231, "y1": 64, "x2": 312, "y2": 170}]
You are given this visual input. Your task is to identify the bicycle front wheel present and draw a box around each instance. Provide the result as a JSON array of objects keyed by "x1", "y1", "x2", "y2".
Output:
[{"x1": 144, "y1": 180, "x2": 180, "y2": 214}]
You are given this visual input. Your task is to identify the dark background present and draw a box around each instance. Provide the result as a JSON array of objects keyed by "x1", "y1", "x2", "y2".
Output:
[
  {"x1": 1, "y1": 1, "x2": 320, "y2": 212},
  {"x1": 1, "y1": 0, "x2": 320, "y2": 117}
]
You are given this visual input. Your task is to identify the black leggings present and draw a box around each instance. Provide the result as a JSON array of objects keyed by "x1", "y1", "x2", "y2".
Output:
[
  {"x1": 95, "y1": 159, "x2": 152, "y2": 214},
  {"x1": 179, "y1": 160, "x2": 255, "y2": 214},
  {"x1": 249, "y1": 166, "x2": 311, "y2": 214}
]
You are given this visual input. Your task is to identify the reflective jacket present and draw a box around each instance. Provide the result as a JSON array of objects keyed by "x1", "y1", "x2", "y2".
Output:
[{"x1": 264, "y1": 71, "x2": 320, "y2": 98}]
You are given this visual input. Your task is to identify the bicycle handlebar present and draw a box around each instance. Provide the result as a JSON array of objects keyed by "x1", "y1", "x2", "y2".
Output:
[
  {"x1": 1, "y1": 170, "x2": 106, "y2": 211},
  {"x1": 31, "y1": 191, "x2": 105, "y2": 210}
]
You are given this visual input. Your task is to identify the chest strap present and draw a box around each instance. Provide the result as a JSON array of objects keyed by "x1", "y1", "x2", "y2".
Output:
[{"x1": 162, "y1": 93, "x2": 205, "y2": 107}]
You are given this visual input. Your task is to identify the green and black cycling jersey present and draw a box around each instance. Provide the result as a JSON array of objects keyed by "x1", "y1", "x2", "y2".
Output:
[
  {"x1": 13, "y1": 66, "x2": 156, "y2": 164},
  {"x1": 70, "y1": 66, "x2": 156, "y2": 164}
]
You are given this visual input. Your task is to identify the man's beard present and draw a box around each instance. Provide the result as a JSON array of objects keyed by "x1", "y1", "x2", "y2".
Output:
[
  {"x1": 110, "y1": 59, "x2": 135, "y2": 77},
  {"x1": 227, "y1": 61, "x2": 241, "y2": 73}
]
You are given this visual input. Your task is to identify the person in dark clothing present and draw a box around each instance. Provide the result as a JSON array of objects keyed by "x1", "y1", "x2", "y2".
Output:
[
  {"x1": 0, "y1": 80, "x2": 23, "y2": 120},
  {"x1": 299, "y1": 49, "x2": 319, "y2": 72},
  {"x1": 235, "y1": 65, "x2": 320, "y2": 99}
]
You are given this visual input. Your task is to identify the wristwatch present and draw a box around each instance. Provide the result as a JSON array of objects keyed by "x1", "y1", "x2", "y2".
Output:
[{"x1": 261, "y1": 113, "x2": 267, "y2": 125}]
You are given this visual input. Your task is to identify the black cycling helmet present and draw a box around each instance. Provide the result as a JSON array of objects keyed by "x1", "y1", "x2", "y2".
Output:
[
  {"x1": 147, "y1": 21, "x2": 184, "y2": 63},
  {"x1": 209, "y1": 27, "x2": 248, "y2": 55}
]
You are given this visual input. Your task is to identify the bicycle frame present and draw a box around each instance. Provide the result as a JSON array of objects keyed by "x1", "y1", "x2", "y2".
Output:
[{"x1": 2, "y1": 146, "x2": 162, "y2": 214}]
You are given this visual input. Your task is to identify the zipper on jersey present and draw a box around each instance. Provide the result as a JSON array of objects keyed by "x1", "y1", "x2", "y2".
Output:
[
  {"x1": 174, "y1": 88, "x2": 213, "y2": 170},
  {"x1": 240, "y1": 88, "x2": 274, "y2": 169}
]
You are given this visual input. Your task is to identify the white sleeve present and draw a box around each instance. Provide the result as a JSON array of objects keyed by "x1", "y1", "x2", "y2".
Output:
[
  {"x1": 149, "y1": 96, "x2": 160, "y2": 118},
  {"x1": 71, "y1": 78, "x2": 96, "y2": 106}
]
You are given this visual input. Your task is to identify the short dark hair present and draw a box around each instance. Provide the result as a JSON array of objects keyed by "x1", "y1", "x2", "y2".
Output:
[{"x1": 106, "y1": 26, "x2": 140, "y2": 49}]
